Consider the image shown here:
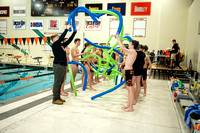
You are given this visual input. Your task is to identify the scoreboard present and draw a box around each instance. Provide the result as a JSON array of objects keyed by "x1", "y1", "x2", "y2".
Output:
[{"x1": 31, "y1": 0, "x2": 78, "y2": 16}]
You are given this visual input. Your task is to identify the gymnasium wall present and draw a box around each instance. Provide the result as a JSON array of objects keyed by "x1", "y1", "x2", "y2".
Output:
[
  {"x1": 185, "y1": 0, "x2": 200, "y2": 72},
  {"x1": 0, "y1": 0, "x2": 197, "y2": 68}
]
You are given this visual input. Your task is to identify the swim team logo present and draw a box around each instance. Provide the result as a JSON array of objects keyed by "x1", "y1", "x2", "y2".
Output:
[
  {"x1": 30, "y1": 20, "x2": 43, "y2": 30},
  {"x1": 13, "y1": 20, "x2": 26, "y2": 30},
  {"x1": 48, "y1": 19, "x2": 60, "y2": 30}
]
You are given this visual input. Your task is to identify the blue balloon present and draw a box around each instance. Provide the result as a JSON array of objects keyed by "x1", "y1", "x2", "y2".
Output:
[
  {"x1": 67, "y1": 7, "x2": 98, "y2": 32},
  {"x1": 91, "y1": 64, "x2": 115, "y2": 74},
  {"x1": 67, "y1": 61, "x2": 88, "y2": 91},
  {"x1": 123, "y1": 36, "x2": 132, "y2": 42},
  {"x1": 91, "y1": 80, "x2": 126, "y2": 100},
  {"x1": 92, "y1": 9, "x2": 123, "y2": 35},
  {"x1": 84, "y1": 38, "x2": 123, "y2": 57},
  {"x1": 91, "y1": 64, "x2": 103, "y2": 73},
  {"x1": 120, "y1": 76, "x2": 123, "y2": 83},
  {"x1": 106, "y1": 65, "x2": 115, "y2": 73}
]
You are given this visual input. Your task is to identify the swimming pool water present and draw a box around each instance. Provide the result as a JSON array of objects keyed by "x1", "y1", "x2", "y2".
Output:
[
  {"x1": 0, "y1": 69, "x2": 53, "y2": 81},
  {"x1": 0, "y1": 68, "x2": 82, "y2": 101},
  {"x1": 0, "y1": 68, "x2": 33, "y2": 73}
]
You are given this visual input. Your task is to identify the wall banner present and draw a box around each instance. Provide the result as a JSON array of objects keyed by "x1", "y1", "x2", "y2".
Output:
[
  {"x1": 13, "y1": 20, "x2": 26, "y2": 30},
  {"x1": 107, "y1": 3, "x2": 126, "y2": 16},
  {"x1": 0, "y1": 6, "x2": 9, "y2": 17},
  {"x1": 85, "y1": 4, "x2": 102, "y2": 16},
  {"x1": 109, "y1": 18, "x2": 119, "y2": 36},
  {"x1": 131, "y1": 2, "x2": 151, "y2": 16},
  {"x1": 48, "y1": 19, "x2": 60, "y2": 30},
  {"x1": 85, "y1": 18, "x2": 101, "y2": 31},
  {"x1": 30, "y1": 20, "x2": 43, "y2": 30},
  {"x1": 133, "y1": 18, "x2": 147, "y2": 37},
  {"x1": 0, "y1": 19, "x2": 7, "y2": 35},
  {"x1": 64, "y1": 19, "x2": 79, "y2": 30},
  {"x1": 13, "y1": 6, "x2": 26, "y2": 16}
]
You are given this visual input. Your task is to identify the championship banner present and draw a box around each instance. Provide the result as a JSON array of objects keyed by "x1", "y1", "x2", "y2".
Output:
[
  {"x1": 48, "y1": 19, "x2": 60, "y2": 30},
  {"x1": 0, "y1": 19, "x2": 7, "y2": 35},
  {"x1": 85, "y1": 18, "x2": 101, "y2": 31},
  {"x1": 30, "y1": 20, "x2": 43, "y2": 30},
  {"x1": 85, "y1": 4, "x2": 102, "y2": 16},
  {"x1": 13, "y1": 6, "x2": 26, "y2": 16},
  {"x1": 107, "y1": 3, "x2": 126, "y2": 16},
  {"x1": 133, "y1": 18, "x2": 147, "y2": 37},
  {"x1": 131, "y1": 2, "x2": 151, "y2": 16},
  {"x1": 0, "y1": 6, "x2": 9, "y2": 17},
  {"x1": 109, "y1": 18, "x2": 119, "y2": 36},
  {"x1": 13, "y1": 20, "x2": 26, "y2": 30},
  {"x1": 65, "y1": 19, "x2": 79, "y2": 30}
]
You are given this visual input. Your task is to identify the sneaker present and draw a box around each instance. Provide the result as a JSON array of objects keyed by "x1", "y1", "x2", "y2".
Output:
[
  {"x1": 60, "y1": 98, "x2": 66, "y2": 102},
  {"x1": 52, "y1": 100, "x2": 63, "y2": 105}
]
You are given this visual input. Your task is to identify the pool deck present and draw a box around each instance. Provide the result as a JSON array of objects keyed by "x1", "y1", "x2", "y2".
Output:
[{"x1": 0, "y1": 77, "x2": 182, "y2": 133}]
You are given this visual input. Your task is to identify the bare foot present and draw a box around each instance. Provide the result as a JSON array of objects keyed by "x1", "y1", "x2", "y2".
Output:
[
  {"x1": 61, "y1": 91, "x2": 68, "y2": 96},
  {"x1": 89, "y1": 88, "x2": 96, "y2": 91},
  {"x1": 132, "y1": 101, "x2": 137, "y2": 105},
  {"x1": 123, "y1": 108, "x2": 134, "y2": 112},
  {"x1": 144, "y1": 94, "x2": 146, "y2": 96},
  {"x1": 103, "y1": 78, "x2": 109, "y2": 81},
  {"x1": 93, "y1": 82, "x2": 97, "y2": 84},
  {"x1": 122, "y1": 86, "x2": 126, "y2": 89},
  {"x1": 97, "y1": 81, "x2": 101, "y2": 83},
  {"x1": 121, "y1": 106, "x2": 128, "y2": 109}
]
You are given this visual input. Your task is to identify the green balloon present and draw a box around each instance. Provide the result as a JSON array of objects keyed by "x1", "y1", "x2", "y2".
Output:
[
  {"x1": 78, "y1": 10, "x2": 127, "y2": 84},
  {"x1": 68, "y1": 64, "x2": 77, "y2": 96},
  {"x1": 81, "y1": 54, "x2": 102, "y2": 76},
  {"x1": 82, "y1": 46, "x2": 95, "y2": 58}
]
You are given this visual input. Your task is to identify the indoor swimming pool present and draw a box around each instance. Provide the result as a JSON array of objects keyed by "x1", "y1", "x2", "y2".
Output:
[{"x1": 0, "y1": 64, "x2": 82, "y2": 101}]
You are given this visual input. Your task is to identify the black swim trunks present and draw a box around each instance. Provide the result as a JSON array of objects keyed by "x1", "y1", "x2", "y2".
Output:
[
  {"x1": 121, "y1": 65, "x2": 125, "y2": 69},
  {"x1": 83, "y1": 61, "x2": 88, "y2": 65},
  {"x1": 142, "y1": 68, "x2": 147, "y2": 80},
  {"x1": 132, "y1": 51, "x2": 146, "y2": 76},
  {"x1": 125, "y1": 70, "x2": 134, "y2": 86}
]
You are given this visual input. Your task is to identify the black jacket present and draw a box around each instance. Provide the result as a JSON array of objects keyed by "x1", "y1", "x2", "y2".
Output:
[{"x1": 52, "y1": 29, "x2": 76, "y2": 66}]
